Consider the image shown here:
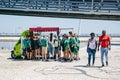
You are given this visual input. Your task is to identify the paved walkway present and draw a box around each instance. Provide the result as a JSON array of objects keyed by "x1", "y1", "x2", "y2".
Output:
[{"x1": 0, "y1": 45, "x2": 120, "y2": 80}]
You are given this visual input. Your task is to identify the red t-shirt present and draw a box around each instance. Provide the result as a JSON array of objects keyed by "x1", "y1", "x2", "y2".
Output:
[{"x1": 99, "y1": 35, "x2": 110, "y2": 48}]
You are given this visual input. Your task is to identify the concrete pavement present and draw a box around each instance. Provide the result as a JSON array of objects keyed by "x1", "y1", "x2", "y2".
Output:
[{"x1": 0, "y1": 45, "x2": 120, "y2": 80}]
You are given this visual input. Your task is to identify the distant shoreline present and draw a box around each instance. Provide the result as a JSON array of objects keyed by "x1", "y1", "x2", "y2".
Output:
[{"x1": 0, "y1": 36, "x2": 120, "y2": 42}]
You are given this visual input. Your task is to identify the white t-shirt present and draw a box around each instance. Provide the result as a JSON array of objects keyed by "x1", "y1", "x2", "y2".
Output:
[
  {"x1": 88, "y1": 39, "x2": 97, "y2": 49},
  {"x1": 54, "y1": 39, "x2": 59, "y2": 47}
]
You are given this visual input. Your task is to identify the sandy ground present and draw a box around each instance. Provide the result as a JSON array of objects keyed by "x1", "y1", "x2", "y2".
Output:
[{"x1": 0, "y1": 46, "x2": 120, "y2": 80}]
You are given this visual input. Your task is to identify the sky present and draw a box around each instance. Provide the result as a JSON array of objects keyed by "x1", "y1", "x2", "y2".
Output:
[{"x1": 0, "y1": 14, "x2": 120, "y2": 35}]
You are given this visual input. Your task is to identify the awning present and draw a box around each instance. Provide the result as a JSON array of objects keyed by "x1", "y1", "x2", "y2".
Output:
[{"x1": 29, "y1": 27, "x2": 59, "y2": 32}]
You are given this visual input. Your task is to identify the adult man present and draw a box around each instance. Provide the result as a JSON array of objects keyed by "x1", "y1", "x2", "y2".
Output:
[{"x1": 98, "y1": 30, "x2": 111, "y2": 67}]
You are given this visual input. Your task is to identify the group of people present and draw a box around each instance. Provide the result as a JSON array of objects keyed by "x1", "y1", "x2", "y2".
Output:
[
  {"x1": 22, "y1": 31, "x2": 80, "y2": 62},
  {"x1": 22, "y1": 30, "x2": 111, "y2": 67}
]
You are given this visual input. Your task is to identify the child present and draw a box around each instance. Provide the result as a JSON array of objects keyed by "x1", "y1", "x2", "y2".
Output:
[
  {"x1": 22, "y1": 36, "x2": 32, "y2": 60},
  {"x1": 41, "y1": 35, "x2": 48, "y2": 61},
  {"x1": 64, "y1": 35, "x2": 70, "y2": 61},
  {"x1": 54, "y1": 35, "x2": 60, "y2": 61},
  {"x1": 34, "y1": 36, "x2": 41, "y2": 59}
]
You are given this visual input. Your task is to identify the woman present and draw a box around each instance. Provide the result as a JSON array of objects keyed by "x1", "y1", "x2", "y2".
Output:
[{"x1": 87, "y1": 33, "x2": 97, "y2": 66}]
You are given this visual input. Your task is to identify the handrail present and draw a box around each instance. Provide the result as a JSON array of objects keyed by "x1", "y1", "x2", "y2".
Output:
[{"x1": 0, "y1": 0, "x2": 119, "y2": 14}]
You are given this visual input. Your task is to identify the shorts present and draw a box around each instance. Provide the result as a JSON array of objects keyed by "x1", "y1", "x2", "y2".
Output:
[
  {"x1": 70, "y1": 46, "x2": 74, "y2": 53},
  {"x1": 42, "y1": 47, "x2": 47, "y2": 55},
  {"x1": 74, "y1": 47, "x2": 79, "y2": 55},
  {"x1": 64, "y1": 47, "x2": 70, "y2": 53},
  {"x1": 22, "y1": 49, "x2": 27, "y2": 56},
  {"x1": 31, "y1": 47, "x2": 35, "y2": 50},
  {"x1": 22, "y1": 48, "x2": 31, "y2": 56},
  {"x1": 26, "y1": 48, "x2": 32, "y2": 53}
]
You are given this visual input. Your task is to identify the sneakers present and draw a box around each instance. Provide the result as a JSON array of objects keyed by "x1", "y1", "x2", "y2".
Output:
[
  {"x1": 102, "y1": 64, "x2": 104, "y2": 67},
  {"x1": 87, "y1": 64, "x2": 90, "y2": 66},
  {"x1": 106, "y1": 61, "x2": 108, "y2": 66},
  {"x1": 101, "y1": 62, "x2": 108, "y2": 67}
]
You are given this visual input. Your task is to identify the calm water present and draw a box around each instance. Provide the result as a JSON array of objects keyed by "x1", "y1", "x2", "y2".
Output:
[
  {"x1": 0, "y1": 42, "x2": 16, "y2": 50},
  {"x1": 0, "y1": 41, "x2": 87, "y2": 50}
]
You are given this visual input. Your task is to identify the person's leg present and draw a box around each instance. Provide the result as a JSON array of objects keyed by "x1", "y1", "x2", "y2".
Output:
[
  {"x1": 32, "y1": 50, "x2": 35, "y2": 59},
  {"x1": 27, "y1": 53, "x2": 29, "y2": 59},
  {"x1": 42, "y1": 47, "x2": 45, "y2": 61},
  {"x1": 56, "y1": 53, "x2": 58, "y2": 60},
  {"x1": 44, "y1": 47, "x2": 47, "y2": 60},
  {"x1": 64, "y1": 51, "x2": 68, "y2": 61},
  {"x1": 76, "y1": 53, "x2": 80, "y2": 60},
  {"x1": 49, "y1": 47, "x2": 52, "y2": 59},
  {"x1": 55, "y1": 50, "x2": 59, "y2": 60},
  {"x1": 58, "y1": 47, "x2": 61, "y2": 59},
  {"x1": 105, "y1": 48, "x2": 109, "y2": 66},
  {"x1": 101, "y1": 47, "x2": 105, "y2": 66},
  {"x1": 87, "y1": 48, "x2": 91, "y2": 66},
  {"x1": 35, "y1": 49, "x2": 37, "y2": 58},
  {"x1": 30, "y1": 52, "x2": 33, "y2": 60},
  {"x1": 92, "y1": 50, "x2": 96, "y2": 66},
  {"x1": 67, "y1": 52, "x2": 69, "y2": 60},
  {"x1": 70, "y1": 52, "x2": 74, "y2": 61},
  {"x1": 88, "y1": 53, "x2": 91, "y2": 66},
  {"x1": 58, "y1": 50, "x2": 61, "y2": 59},
  {"x1": 38, "y1": 49, "x2": 40, "y2": 57},
  {"x1": 52, "y1": 47, "x2": 55, "y2": 59},
  {"x1": 26, "y1": 48, "x2": 30, "y2": 59}
]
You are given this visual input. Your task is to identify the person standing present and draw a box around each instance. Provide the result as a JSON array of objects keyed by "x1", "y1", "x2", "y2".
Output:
[
  {"x1": 22, "y1": 36, "x2": 32, "y2": 60},
  {"x1": 34, "y1": 36, "x2": 41, "y2": 59},
  {"x1": 48, "y1": 33, "x2": 55, "y2": 59},
  {"x1": 64, "y1": 35, "x2": 70, "y2": 61},
  {"x1": 74, "y1": 34, "x2": 80, "y2": 61},
  {"x1": 41, "y1": 35, "x2": 48, "y2": 61},
  {"x1": 54, "y1": 35, "x2": 61, "y2": 61},
  {"x1": 87, "y1": 33, "x2": 97, "y2": 66},
  {"x1": 98, "y1": 30, "x2": 111, "y2": 67},
  {"x1": 69, "y1": 32, "x2": 76, "y2": 62}
]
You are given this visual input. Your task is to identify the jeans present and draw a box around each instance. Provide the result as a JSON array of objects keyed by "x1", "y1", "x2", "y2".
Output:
[
  {"x1": 48, "y1": 44, "x2": 55, "y2": 58},
  {"x1": 87, "y1": 48, "x2": 96, "y2": 65},
  {"x1": 101, "y1": 47, "x2": 108, "y2": 65}
]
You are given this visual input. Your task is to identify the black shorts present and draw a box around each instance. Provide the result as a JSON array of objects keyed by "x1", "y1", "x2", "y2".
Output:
[
  {"x1": 22, "y1": 49, "x2": 27, "y2": 56},
  {"x1": 26, "y1": 48, "x2": 32, "y2": 52},
  {"x1": 31, "y1": 47, "x2": 35, "y2": 50},
  {"x1": 70, "y1": 46, "x2": 74, "y2": 53}
]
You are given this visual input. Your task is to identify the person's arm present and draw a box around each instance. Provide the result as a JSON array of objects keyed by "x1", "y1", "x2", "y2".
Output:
[
  {"x1": 108, "y1": 37, "x2": 111, "y2": 50},
  {"x1": 29, "y1": 40, "x2": 32, "y2": 49},
  {"x1": 98, "y1": 37, "x2": 101, "y2": 51},
  {"x1": 87, "y1": 40, "x2": 89, "y2": 52},
  {"x1": 95, "y1": 40, "x2": 97, "y2": 51}
]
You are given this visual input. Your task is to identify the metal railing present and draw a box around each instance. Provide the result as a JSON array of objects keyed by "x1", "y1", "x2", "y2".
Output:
[{"x1": 0, "y1": 0, "x2": 120, "y2": 14}]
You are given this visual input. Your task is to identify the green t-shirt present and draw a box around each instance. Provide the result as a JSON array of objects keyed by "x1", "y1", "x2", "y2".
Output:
[
  {"x1": 22, "y1": 39, "x2": 31, "y2": 48},
  {"x1": 64, "y1": 39, "x2": 69, "y2": 48},
  {"x1": 75, "y1": 37, "x2": 80, "y2": 47},
  {"x1": 69, "y1": 37, "x2": 76, "y2": 47},
  {"x1": 61, "y1": 38, "x2": 65, "y2": 47},
  {"x1": 41, "y1": 38, "x2": 48, "y2": 47}
]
